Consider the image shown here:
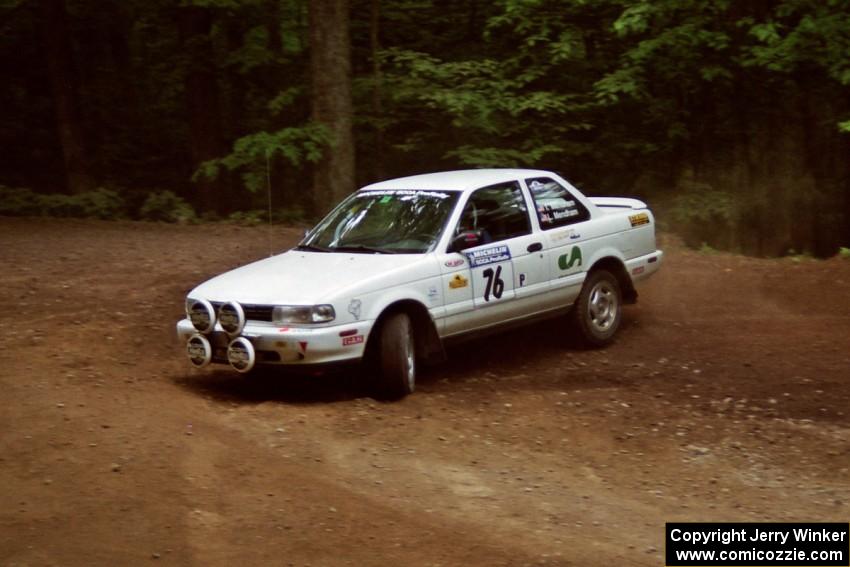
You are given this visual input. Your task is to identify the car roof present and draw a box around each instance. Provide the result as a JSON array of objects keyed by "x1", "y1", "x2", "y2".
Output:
[{"x1": 359, "y1": 169, "x2": 556, "y2": 193}]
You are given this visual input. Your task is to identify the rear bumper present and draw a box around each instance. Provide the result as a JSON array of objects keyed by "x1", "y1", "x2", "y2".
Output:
[
  {"x1": 625, "y1": 249, "x2": 663, "y2": 282},
  {"x1": 176, "y1": 318, "x2": 373, "y2": 366}
]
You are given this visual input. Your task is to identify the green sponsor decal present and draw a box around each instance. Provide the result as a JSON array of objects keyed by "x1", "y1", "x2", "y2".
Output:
[{"x1": 557, "y1": 246, "x2": 582, "y2": 270}]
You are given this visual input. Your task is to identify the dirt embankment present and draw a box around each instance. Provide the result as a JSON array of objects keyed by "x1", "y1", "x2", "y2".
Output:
[{"x1": 1, "y1": 218, "x2": 848, "y2": 566}]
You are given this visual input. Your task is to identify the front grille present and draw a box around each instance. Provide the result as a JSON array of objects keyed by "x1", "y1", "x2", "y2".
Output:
[{"x1": 211, "y1": 302, "x2": 274, "y2": 322}]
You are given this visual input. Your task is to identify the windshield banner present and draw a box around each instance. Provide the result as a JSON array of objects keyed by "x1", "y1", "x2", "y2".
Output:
[{"x1": 358, "y1": 190, "x2": 451, "y2": 199}]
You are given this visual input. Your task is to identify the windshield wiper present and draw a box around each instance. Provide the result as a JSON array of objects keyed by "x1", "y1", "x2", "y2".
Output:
[
  {"x1": 331, "y1": 244, "x2": 400, "y2": 254},
  {"x1": 293, "y1": 243, "x2": 330, "y2": 253}
]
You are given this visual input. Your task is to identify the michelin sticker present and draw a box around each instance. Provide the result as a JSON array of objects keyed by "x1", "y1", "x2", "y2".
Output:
[{"x1": 465, "y1": 245, "x2": 511, "y2": 268}]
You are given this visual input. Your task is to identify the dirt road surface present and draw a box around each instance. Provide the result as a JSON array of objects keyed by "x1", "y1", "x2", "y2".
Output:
[{"x1": 1, "y1": 218, "x2": 848, "y2": 566}]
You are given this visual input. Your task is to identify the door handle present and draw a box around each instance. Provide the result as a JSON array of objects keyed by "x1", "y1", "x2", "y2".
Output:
[{"x1": 527, "y1": 242, "x2": 543, "y2": 253}]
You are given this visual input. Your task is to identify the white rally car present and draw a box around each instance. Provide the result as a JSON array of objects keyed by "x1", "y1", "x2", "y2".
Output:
[{"x1": 177, "y1": 169, "x2": 662, "y2": 398}]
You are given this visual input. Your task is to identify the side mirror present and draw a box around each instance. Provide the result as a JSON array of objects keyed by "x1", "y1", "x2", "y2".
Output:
[{"x1": 448, "y1": 230, "x2": 482, "y2": 253}]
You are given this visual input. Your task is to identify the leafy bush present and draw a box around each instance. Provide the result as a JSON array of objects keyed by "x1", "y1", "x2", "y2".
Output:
[
  {"x1": 1, "y1": 185, "x2": 308, "y2": 227},
  {"x1": 227, "y1": 207, "x2": 306, "y2": 226},
  {"x1": 274, "y1": 207, "x2": 306, "y2": 224},
  {"x1": 0, "y1": 186, "x2": 43, "y2": 216},
  {"x1": 49, "y1": 188, "x2": 125, "y2": 219},
  {"x1": 667, "y1": 181, "x2": 737, "y2": 251},
  {"x1": 0, "y1": 186, "x2": 125, "y2": 219},
  {"x1": 79, "y1": 188, "x2": 125, "y2": 219},
  {"x1": 838, "y1": 247, "x2": 850, "y2": 260},
  {"x1": 139, "y1": 191, "x2": 197, "y2": 223},
  {"x1": 227, "y1": 210, "x2": 266, "y2": 226},
  {"x1": 785, "y1": 249, "x2": 814, "y2": 262},
  {"x1": 698, "y1": 242, "x2": 718, "y2": 255}
]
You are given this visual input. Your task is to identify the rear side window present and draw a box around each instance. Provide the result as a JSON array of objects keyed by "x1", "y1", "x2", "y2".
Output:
[
  {"x1": 456, "y1": 181, "x2": 531, "y2": 243},
  {"x1": 526, "y1": 177, "x2": 590, "y2": 229}
]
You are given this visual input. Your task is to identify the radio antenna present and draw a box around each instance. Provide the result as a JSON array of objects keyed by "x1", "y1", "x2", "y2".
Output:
[{"x1": 266, "y1": 151, "x2": 273, "y2": 257}]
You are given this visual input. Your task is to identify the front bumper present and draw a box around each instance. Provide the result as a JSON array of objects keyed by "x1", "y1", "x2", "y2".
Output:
[{"x1": 176, "y1": 318, "x2": 373, "y2": 367}]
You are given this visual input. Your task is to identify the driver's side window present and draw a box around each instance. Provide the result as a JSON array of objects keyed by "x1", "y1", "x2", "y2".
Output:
[{"x1": 454, "y1": 181, "x2": 530, "y2": 245}]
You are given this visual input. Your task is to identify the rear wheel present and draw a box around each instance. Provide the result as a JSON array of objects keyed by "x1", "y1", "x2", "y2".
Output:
[
  {"x1": 571, "y1": 269, "x2": 622, "y2": 347},
  {"x1": 374, "y1": 312, "x2": 416, "y2": 399}
]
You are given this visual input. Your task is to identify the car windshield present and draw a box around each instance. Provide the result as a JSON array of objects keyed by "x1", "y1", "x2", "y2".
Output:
[{"x1": 299, "y1": 189, "x2": 461, "y2": 254}]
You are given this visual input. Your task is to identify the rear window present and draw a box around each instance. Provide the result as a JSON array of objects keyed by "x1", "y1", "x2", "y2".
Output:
[{"x1": 526, "y1": 177, "x2": 590, "y2": 229}]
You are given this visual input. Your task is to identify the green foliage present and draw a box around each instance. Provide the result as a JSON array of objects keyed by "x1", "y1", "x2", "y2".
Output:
[
  {"x1": 838, "y1": 247, "x2": 850, "y2": 260},
  {"x1": 225, "y1": 26, "x2": 276, "y2": 73},
  {"x1": 698, "y1": 242, "x2": 718, "y2": 255},
  {"x1": 594, "y1": 68, "x2": 644, "y2": 103},
  {"x1": 0, "y1": 186, "x2": 43, "y2": 216},
  {"x1": 381, "y1": 46, "x2": 592, "y2": 168},
  {"x1": 227, "y1": 207, "x2": 306, "y2": 225},
  {"x1": 786, "y1": 249, "x2": 814, "y2": 262},
  {"x1": 670, "y1": 184, "x2": 735, "y2": 225},
  {"x1": 0, "y1": 186, "x2": 125, "y2": 219},
  {"x1": 139, "y1": 191, "x2": 197, "y2": 223},
  {"x1": 594, "y1": 1, "x2": 736, "y2": 121},
  {"x1": 446, "y1": 144, "x2": 564, "y2": 168},
  {"x1": 273, "y1": 207, "x2": 307, "y2": 224},
  {"x1": 177, "y1": 0, "x2": 243, "y2": 8},
  {"x1": 195, "y1": 123, "x2": 330, "y2": 193},
  {"x1": 612, "y1": 3, "x2": 653, "y2": 37},
  {"x1": 267, "y1": 87, "x2": 302, "y2": 115},
  {"x1": 3, "y1": 0, "x2": 850, "y2": 256},
  {"x1": 739, "y1": 2, "x2": 850, "y2": 85},
  {"x1": 47, "y1": 188, "x2": 126, "y2": 219},
  {"x1": 226, "y1": 210, "x2": 265, "y2": 225},
  {"x1": 667, "y1": 180, "x2": 737, "y2": 251}
]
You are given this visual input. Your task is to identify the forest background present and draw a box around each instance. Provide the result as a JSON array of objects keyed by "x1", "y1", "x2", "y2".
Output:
[{"x1": 2, "y1": 0, "x2": 849, "y2": 257}]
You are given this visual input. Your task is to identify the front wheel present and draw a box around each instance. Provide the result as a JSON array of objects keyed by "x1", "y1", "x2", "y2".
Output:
[
  {"x1": 570, "y1": 269, "x2": 622, "y2": 347},
  {"x1": 374, "y1": 312, "x2": 416, "y2": 399}
]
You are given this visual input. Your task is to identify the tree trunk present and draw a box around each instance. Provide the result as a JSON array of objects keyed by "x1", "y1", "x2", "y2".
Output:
[
  {"x1": 370, "y1": 0, "x2": 384, "y2": 181},
  {"x1": 40, "y1": 0, "x2": 94, "y2": 194},
  {"x1": 225, "y1": 17, "x2": 247, "y2": 142},
  {"x1": 177, "y1": 4, "x2": 228, "y2": 215},
  {"x1": 309, "y1": 0, "x2": 355, "y2": 215}
]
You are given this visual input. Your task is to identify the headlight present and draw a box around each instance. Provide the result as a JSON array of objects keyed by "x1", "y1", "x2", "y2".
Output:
[
  {"x1": 186, "y1": 298, "x2": 216, "y2": 334},
  {"x1": 272, "y1": 304, "x2": 335, "y2": 324},
  {"x1": 218, "y1": 301, "x2": 246, "y2": 336}
]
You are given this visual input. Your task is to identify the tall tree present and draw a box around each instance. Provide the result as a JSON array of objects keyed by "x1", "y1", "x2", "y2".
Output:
[
  {"x1": 309, "y1": 0, "x2": 355, "y2": 214},
  {"x1": 39, "y1": 0, "x2": 94, "y2": 194},
  {"x1": 369, "y1": 0, "x2": 384, "y2": 180},
  {"x1": 177, "y1": 2, "x2": 228, "y2": 214}
]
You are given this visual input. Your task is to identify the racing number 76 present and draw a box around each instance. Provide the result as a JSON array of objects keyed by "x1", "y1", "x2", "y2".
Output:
[{"x1": 482, "y1": 265, "x2": 505, "y2": 301}]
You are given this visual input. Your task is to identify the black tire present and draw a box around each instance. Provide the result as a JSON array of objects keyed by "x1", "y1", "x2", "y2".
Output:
[
  {"x1": 570, "y1": 269, "x2": 622, "y2": 347},
  {"x1": 374, "y1": 312, "x2": 416, "y2": 399}
]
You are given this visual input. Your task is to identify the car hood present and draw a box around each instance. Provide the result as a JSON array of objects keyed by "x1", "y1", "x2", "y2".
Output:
[{"x1": 189, "y1": 250, "x2": 428, "y2": 305}]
